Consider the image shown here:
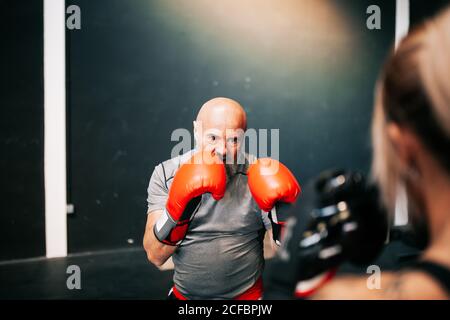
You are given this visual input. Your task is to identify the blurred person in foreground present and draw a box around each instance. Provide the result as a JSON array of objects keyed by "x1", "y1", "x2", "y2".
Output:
[{"x1": 266, "y1": 7, "x2": 450, "y2": 300}]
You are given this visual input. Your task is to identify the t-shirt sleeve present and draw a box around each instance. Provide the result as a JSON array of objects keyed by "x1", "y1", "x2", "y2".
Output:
[{"x1": 146, "y1": 164, "x2": 169, "y2": 214}]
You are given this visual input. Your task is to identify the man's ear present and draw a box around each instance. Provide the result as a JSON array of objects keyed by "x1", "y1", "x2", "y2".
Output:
[{"x1": 387, "y1": 123, "x2": 421, "y2": 172}]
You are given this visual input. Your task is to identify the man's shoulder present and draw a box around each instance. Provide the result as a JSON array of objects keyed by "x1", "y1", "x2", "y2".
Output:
[{"x1": 154, "y1": 150, "x2": 195, "y2": 180}]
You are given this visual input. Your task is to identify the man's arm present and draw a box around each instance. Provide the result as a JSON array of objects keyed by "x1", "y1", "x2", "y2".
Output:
[
  {"x1": 143, "y1": 210, "x2": 177, "y2": 267},
  {"x1": 143, "y1": 151, "x2": 226, "y2": 266}
]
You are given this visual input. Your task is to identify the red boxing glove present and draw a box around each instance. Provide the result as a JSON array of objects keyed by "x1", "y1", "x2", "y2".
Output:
[
  {"x1": 154, "y1": 151, "x2": 226, "y2": 245},
  {"x1": 247, "y1": 158, "x2": 301, "y2": 244}
]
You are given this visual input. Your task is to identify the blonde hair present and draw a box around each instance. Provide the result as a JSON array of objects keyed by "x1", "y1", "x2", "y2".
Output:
[{"x1": 371, "y1": 7, "x2": 450, "y2": 213}]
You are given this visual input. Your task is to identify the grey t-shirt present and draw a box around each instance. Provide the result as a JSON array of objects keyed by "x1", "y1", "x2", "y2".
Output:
[{"x1": 147, "y1": 151, "x2": 271, "y2": 299}]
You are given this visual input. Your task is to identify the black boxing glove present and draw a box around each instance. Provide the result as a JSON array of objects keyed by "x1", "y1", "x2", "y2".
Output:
[{"x1": 264, "y1": 170, "x2": 389, "y2": 299}]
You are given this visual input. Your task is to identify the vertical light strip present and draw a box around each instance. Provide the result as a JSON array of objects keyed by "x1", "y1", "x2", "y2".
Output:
[
  {"x1": 44, "y1": 0, "x2": 67, "y2": 257},
  {"x1": 393, "y1": 0, "x2": 410, "y2": 227},
  {"x1": 395, "y1": 0, "x2": 410, "y2": 49}
]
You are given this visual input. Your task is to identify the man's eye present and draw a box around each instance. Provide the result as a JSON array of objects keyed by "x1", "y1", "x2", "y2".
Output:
[
  {"x1": 228, "y1": 137, "x2": 238, "y2": 144},
  {"x1": 208, "y1": 135, "x2": 217, "y2": 142}
]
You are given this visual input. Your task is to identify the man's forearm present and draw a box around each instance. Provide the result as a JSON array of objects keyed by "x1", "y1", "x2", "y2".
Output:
[{"x1": 143, "y1": 211, "x2": 177, "y2": 267}]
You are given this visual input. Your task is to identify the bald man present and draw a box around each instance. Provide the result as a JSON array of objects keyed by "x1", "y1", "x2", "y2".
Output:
[{"x1": 143, "y1": 98, "x2": 272, "y2": 299}]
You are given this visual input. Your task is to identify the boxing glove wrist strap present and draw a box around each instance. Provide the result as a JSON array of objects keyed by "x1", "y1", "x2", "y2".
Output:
[
  {"x1": 153, "y1": 209, "x2": 178, "y2": 244},
  {"x1": 270, "y1": 202, "x2": 294, "y2": 245},
  {"x1": 153, "y1": 196, "x2": 202, "y2": 246}
]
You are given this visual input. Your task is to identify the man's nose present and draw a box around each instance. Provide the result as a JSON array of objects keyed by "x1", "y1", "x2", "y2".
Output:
[{"x1": 214, "y1": 143, "x2": 227, "y2": 158}]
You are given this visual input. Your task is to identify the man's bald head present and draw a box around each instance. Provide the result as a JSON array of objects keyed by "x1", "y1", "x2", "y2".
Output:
[
  {"x1": 194, "y1": 97, "x2": 247, "y2": 162},
  {"x1": 196, "y1": 97, "x2": 247, "y2": 131}
]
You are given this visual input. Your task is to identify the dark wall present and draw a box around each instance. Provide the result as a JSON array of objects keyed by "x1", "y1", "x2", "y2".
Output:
[
  {"x1": 0, "y1": 1, "x2": 45, "y2": 261},
  {"x1": 66, "y1": 0, "x2": 395, "y2": 253}
]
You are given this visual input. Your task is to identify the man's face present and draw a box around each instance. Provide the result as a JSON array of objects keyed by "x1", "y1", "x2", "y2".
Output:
[
  {"x1": 194, "y1": 120, "x2": 245, "y2": 164},
  {"x1": 194, "y1": 98, "x2": 247, "y2": 164}
]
